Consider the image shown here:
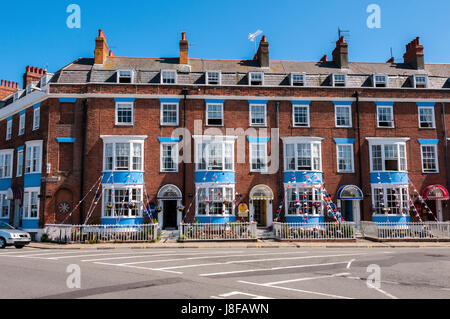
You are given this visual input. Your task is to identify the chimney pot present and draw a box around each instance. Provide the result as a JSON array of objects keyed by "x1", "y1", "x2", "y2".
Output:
[
  {"x1": 320, "y1": 55, "x2": 327, "y2": 63},
  {"x1": 179, "y1": 32, "x2": 189, "y2": 65},
  {"x1": 181, "y1": 32, "x2": 186, "y2": 40}
]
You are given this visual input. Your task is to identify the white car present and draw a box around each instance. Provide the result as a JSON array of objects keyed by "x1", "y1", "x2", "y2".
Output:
[{"x1": 0, "y1": 222, "x2": 31, "y2": 249}]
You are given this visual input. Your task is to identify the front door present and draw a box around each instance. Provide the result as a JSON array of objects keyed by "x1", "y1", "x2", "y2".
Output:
[
  {"x1": 342, "y1": 200, "x2": 354, "y2": 222},
  {"x1": 163, "y1": 200, "x2": 178, "y2": 229},
  {"x1": 254, "y1": 200, "x2": 266, "y2": 226}
]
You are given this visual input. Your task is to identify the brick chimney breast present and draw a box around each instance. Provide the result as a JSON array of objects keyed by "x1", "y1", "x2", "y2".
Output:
[
  {"x1": 254, "y1": 35, "x2": 269, "y2": 68},
  {"x1": 0, "y1": 79, "x2": 19, "y2": 100},
  {"x1": 95, "y1": 29, "x2": 109, "y2": 65},
  {"x1": 23, "y1": 65, "x2": 46, "y2": 89},
  {"x1": 179, "y1": 32, "x2": 189, "y2": 65},
  {"x1": 403, "y1": 37, "x2": 424, "y2": 70},
  {"x1": 332, "y1": 36, "x2": 348, "y2": 68}
]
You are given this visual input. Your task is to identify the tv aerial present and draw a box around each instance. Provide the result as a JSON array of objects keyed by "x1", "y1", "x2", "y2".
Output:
[{"x1": 248, "y1": 30, "x2": 263, "y2": 54}]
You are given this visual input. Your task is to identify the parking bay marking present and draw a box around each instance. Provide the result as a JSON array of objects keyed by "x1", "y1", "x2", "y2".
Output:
[
  {"x1": 157, "y1": 252, "x2": 368, "y2": 273},
  {"x1": 116, "y1": 251, "x2": 309, "y2": 266}
]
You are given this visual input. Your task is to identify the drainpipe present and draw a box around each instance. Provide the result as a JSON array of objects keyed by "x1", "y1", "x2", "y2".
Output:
[
  {"x1": 79, "y1": 99, "x2": 88, "y2": 225},
  {"x1": 442, "y1": 102, "x2": 449, "y2": 193},
  {"x1": 276, "y1": 101, "x2": 282, "y2": 220},
  {"x1": 182, "y1": 88, "x2": 188, "y2": 220},
  {"x1": 353, "y1": 91, "x2": 364, "y2": 220}
]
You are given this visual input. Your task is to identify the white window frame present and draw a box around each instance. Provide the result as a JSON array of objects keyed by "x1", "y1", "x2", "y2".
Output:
[
  {"x1": 249, "y1": 142, "x2": 268, "y2": 173},
  {"x1": 418, "y1": 106, "x2": 436, "y2": 129},
  {"x1": 0, "y1": 150, "x2": 14, "y2": 179},
  {"x1": 25, "y1": 140, "x2": 43, "y2": 174},
  {"x1": 290, "y1": 73, "x2": 306, "y2": 86},
  {"x1": 19, "y1": 113, "x2": 25, "y2": 136},
  {"x1": 160, "y1": 102, "x2": 179, "y2": 126},
  {"x1": 116, "y1": 69, "x2": 134, "y2": 84},
  {"x1": 6, "y1": 120, "x2": 12, "y2": 141},
  {"x1": 332, "y1": 74, "x2": 347, "y2": 87},
  {"x1": 115, "y1": 102, "x2": 134, "y2": 126},
  {"x1": 161, "y1": 69, "x2": 177, "y2": 84},
  {"x1": 248, "y1": 72, "x2": 264, "y2": 86},
  {"x1": 281, "y1": 137, "x2": 323, "y2": 172},
  {"x1": 373, "y1": 74, "x2": 388, "y2": 87},
  {"x1": 17, "y1": 149, "x2": 24, "y2": 177},
  {"x1": 285, "y1": 185, "x2": 323, "y2": 216},
  {"x1": 371, "y1": 185, "x2": 409, "y2": 216},
  {"x1": 206, "y1": 71, "x2": 222, "y2": 85},
  {"x1": 0, "y1": 192, "x2": 10, "y2": 219},
  {"x1": 420, "y1": 144, "x2": 439, "y2": 173},
  {"x1": 160, "y1": 142, "x2": 179, "y2": 173},
  {"x1": 413, "y1": 75, "x2": 429, "y2": 88},
  {"x1": 249, "y1": 104, "x2": 267, "y2": 127},
  {"x1": 336, "y1": 144, "x2": 355, "y2": 173},
  {"x1": 100, "y1": 136, "x2": 147, "y2": 172},
  {"x1": 376, "y1": 105, "x2": 395, "y2": 128},
  {"x1": 33, "y1": 107, "x2": 40, "y2": 130},
  {"x1": 206, "y1": 103, "x2": 224, "y2": 126},
  {"x1": 367, "y1": 138, "x2": 409, "y2": 173},
  {"x1": 23, "y1": 187, "x2": 40, "y2": 220},
  {"x1": 195, "y1": 184, "x2": 235, "y2": 217},
  {"x1": 334, "y1": 105, "x2": 352, "y2": 128},
  {"x1": 193, "y1": 135, "x2": 237, "y2": 172},
  {"x1": 102, "y1": 185, "x2": 144, "y2": 218},
  {"x1": 292, "y1": 104, "x2": 310, "y2": 127}
]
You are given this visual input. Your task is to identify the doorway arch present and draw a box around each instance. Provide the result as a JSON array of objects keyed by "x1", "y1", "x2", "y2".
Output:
[
  {"x1": 249, "y1": 185, "x2": 274, "y2": 227},
  {"x1": 157, "y1": 185, "x2": 182, "y2": 229},
  {"x1": 337, "y1": 185, "x2": 363, "y2": 226}
]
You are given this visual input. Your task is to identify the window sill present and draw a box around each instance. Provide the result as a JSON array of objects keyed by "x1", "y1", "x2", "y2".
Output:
[
  {"x1": 114, "y1": 124, "x2": 134, "y2": 127},
  {"x1": 160, "y1": 170, "x2": 179, "y2": 173},
  {"x1": 160, "y1": 124, "x2": 179, "y2": 127},
  {"x1": 418, "y1": 127, "x2": 436, "y2": 130},
  {"x1": 292, "y1": 125, "x2": 310, "y2": 128},
  {"x1": 335, "y1": 126, "x2": 353, "y2": 129}
]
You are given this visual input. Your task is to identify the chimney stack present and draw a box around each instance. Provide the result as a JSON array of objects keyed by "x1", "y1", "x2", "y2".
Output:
[
  {"x1": 23, "y1": 66, "x2": 46, "y2": 89},
  {"x1": 332, "y1": 36, "x2": 348, "y2": 68},
  {"x1": 95, "y1": 29, "x2": 109, "y2": 64},
  {"x1": 254, "y1": 35, "x2": 269, "y2": 68},
  {"x1": 320, "y1": 55, "x2": 328, "y2": 63},
  {"x1": 403, "y1": 37, "x2": 424, "y2": 70},
  {"x1": 0, "y1": 79, "x2": 19, "y2": 100},
  {"x1": 179, "y1": 32, "x2": 189, "y2": 65}
]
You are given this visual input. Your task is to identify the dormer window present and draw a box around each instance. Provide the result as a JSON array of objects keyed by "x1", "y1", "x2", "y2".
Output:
[
  {"x1": 161, "y1": 70, "x2": 177, "y2": 84},
  {"x1": 117, "y1": 70, "x2": 133, "y2": 84},
  {"x1": 373, "y1": 74, "x2": 388, "y2": 87},
  {"x1": 413, "y1": 75, "x2": 428, "y2": 88},
  {"x1": 13, "y1": 91, "x2": 20, "y2": 102},
  {"x1": 206, "y1": 71, "x2": 221, "y2": 85},
  {"x1": 249, "y1": 72, "x2": 264, "y2": 86},
  {"x1": 290, "y1": 73, "x2": 305, "y2": 86},
  {"x1": 332, "y1": 74, "x2": 347, "y2": 87}
]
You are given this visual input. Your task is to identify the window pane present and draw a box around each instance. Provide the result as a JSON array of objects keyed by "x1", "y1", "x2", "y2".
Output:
[{"x1": 293, "y1": 106, "x2": 308, "y2": 126}]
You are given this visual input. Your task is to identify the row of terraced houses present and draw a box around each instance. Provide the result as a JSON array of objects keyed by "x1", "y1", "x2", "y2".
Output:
[{"x1": 0, "y1": 30, "x2": 449, "y2": 237}]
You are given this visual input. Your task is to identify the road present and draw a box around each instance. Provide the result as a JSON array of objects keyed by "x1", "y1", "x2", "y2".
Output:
[{"x1": 0, "y1": 246, "x2": 449, "y2": 299}]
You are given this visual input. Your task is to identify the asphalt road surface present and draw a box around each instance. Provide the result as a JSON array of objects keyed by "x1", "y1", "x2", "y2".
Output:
[{"x1": 0, "y1": 247, "x2": 449, "y2": 299}]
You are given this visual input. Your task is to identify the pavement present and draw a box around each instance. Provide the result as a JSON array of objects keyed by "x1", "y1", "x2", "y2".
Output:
[
  {"x1": 1, "y1": 245, "x2": 450, "y2": 299},
  {"x1": 27, "y1": 239, "x2": 450, "y2": 250}
]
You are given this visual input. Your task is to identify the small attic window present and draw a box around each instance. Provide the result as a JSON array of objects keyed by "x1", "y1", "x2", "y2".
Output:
[
  {"x1": 206, "y1": 71, "x2": 221, "y2": 85},
  {"x1": 26, "y1": 83, "x2": 33, "y2": 95},
  {"x1": 161, "y1": 70, "x2": 177, "y2": 84},
  {"x1": 290, "y1": 73, "x2": 305, "y2": 86},
  {"x1": 117, "y1": 70, "x2": 133, "y2": 84},
  {"x1": 13, "y1": 91, "x2": 20, "y2": 101},
  {"x1": 249, "y1": 72, "x2": 264, "y2": 86},
  {"x1": 373, "y1": 74, "x2": 388, "y2": 88},
  {"x1": 413, "y1": 75, "x2": 428, "y2": 88},
  {"x1": 332, "y1": 74, "x2": 347, "y2": 87}
]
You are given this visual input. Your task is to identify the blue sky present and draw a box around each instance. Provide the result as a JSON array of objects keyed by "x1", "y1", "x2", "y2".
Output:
[{"x1": 1, "y1": 0, "x2": 449, "y2": 85}]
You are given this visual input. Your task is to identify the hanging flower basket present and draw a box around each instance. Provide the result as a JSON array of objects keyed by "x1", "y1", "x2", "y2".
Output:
[
  {"x1": 107, "y1": 203, "x2": 113, "y2": 209},
  {"x1": 155, "y1": 207, "x2": 162, "y2": 213},
  {"x1": 312, "y1": 202, "x2": 321, "y2": 208},
  {"x1": 177, "y1": 205, "x2": 185, "y2": 212}
]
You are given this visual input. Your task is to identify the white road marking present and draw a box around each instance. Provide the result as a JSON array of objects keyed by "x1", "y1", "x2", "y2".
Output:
[
  {"x1": 214, "y1": 291, "x2": 273, "y2": 299},
  {"x1": 239, "y1": 280, "x2": 353, "y2": 299},
  {"x1": 370, "y1": 285, "x2": 398, "y2": 299},
  {"x1": 160, "y1": 253, "x2": 366, "y2": 272},
  {"x1": 258, "y1": 272, "x2": 351, "y2": 286},
  {"x1": 94, "y1": 262, "x2": 184, "y2": 274},
  {"x1": 347, "y1": 259, "x2": 355, "y2": 269},
  {"x1": 82, "y1": 250, "x2": 250, "y2": 262},
  {"x1": 200, "y1": 261, "x2": 350, "y2": 277},
  {"x1": 119, "y1": 251, "x2": 308, "y2": 266}
]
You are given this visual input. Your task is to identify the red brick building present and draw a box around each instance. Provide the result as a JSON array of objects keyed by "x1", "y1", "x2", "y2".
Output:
[{"x1": 0, "y1": 30, "x2": 449, "y2": 235}]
